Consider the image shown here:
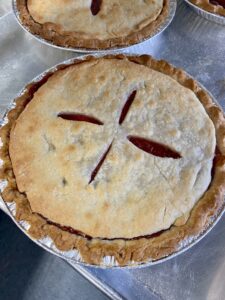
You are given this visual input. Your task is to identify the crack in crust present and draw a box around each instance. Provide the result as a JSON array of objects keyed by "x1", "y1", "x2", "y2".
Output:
[
  {"x1": 16, "y1": 0, "x2": 169, "y2": 50},
  {"x1": 1, "y1": 55, "x2": 225, "y2": 266}
]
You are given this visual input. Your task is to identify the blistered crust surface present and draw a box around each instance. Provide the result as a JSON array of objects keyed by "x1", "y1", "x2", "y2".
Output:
[
  {"x1": 16, "y1": 0, "x2": 169, "y2": 49},
  {"x1": 9, "y1": 58, "x2": 215, "y2": 239},
  {"x1": 27, "y1": 0, "x2": 163, "y2": 40}
]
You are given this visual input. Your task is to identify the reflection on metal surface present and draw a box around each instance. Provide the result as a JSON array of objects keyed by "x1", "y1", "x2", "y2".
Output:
[
  {"x1": 69, "y1": 263, "x2": 124, "y2": 300},
  {"x1": 207, "y1": 260, "x2": 225, "y2": 300},
  {"x1": 0, "y1": 197, "x2": 8, "y2": 214},
  {"x1": 12, "y1": 0, "x2": 177, "y2": 53},
  {"x1": 0, "y1": 0, "x2": 11, "y2": 17}
]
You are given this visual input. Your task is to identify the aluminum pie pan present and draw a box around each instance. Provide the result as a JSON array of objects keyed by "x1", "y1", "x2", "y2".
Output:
[
  {"x1": 0, "y1": 53, "x2": 224, "y2": 269},
  {"x1": 12, "y1": 0, "x2": 177, "y2": 53},
  {"x1": 184, "y1": 0, "x2": 225, "y2": 25}
]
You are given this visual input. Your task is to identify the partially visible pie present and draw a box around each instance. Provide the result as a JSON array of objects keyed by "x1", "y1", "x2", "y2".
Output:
[
  {"x1": 16, "y1": 0, "x2": 169, "y2": 50},
  {"x1": 189, "y1": 0, "x2": 225, "y2": 17},
  {"x1": 1, "y1": 55, "x2": 225, "y2": 266}
]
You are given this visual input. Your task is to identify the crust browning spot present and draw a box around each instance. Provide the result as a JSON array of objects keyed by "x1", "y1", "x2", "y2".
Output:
[
  {"x1": 85, "y1": 212, "x2": 93, "y2": 219},
  {"x1": 62, "y1": 177, "x2": 68, "y2": 187}
]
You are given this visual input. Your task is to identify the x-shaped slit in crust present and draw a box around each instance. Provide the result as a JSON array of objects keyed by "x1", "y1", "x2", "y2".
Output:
[
  {"x1": 119, "y1": 90, "x2": 137, "y2": 125},
  {"x1": 89, "y1": 143, "x2": 112, "y2": 184},
  {"x1": 57, "y1": 89, "x2": 181, "y2": 184},
  {"x1": 127, "y1": 136, "x2": 181, "y2": 159},
  {"x1": 90, "y1": 0, "x2": 102, "y2": 15},
  {"x1": 58, "y1": 112, "x2": 103, "y2": 125}
]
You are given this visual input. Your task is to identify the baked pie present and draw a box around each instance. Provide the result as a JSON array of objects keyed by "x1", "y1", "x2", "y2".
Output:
[
  {"x1": 1, "y1": 55, "x2": 225, "y2": 266},
  {"x1": 189, "y1": 0, "x2": 225, "y2": 17},
  {"x1": 16, "y1": 0, "x2": 169, "y2": 50}
]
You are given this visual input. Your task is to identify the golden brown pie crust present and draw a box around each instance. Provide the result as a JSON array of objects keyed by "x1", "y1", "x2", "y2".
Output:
[
  {"x1": 1, "y1": 55, "x2": 225, "y2": 266},
  {"x1": 16, "y1": 0, "x2": 169, "y2": 50},
  {"x1": 189, "y1": 0, "x2": 225, "y2": 17}
]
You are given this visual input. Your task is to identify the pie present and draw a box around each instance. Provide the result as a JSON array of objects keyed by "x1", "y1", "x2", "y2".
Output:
[
  {"x1": 1, "y1": 55, "x2": 225, "y2": 266},
  {"x1": 189, "y1": 0, "x2": 225, "y2": 17},
  {"x1": 16, "y1": 0, "x2": 169, "y2": 50}
]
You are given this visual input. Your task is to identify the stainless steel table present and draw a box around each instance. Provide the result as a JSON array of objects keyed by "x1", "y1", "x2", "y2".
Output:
[{"x1": 0, "y1": 1, "x2": 225, "y2": 299}]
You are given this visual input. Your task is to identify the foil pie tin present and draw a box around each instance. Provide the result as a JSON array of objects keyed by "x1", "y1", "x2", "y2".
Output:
[
  {"x1": 0, "y1": 54, "x2": 225, "y2": 268},
  {"x1": 184, "y1": 0, "x2": 225, "y2": 25},
  {"x1": 12, "y1": 0, "x2": 177, "y2": 53}
]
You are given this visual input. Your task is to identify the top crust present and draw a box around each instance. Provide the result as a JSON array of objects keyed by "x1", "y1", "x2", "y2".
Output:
[
  {"x1": 9, "y1": 58, "x2": 215, "y2": 239},
  {"x1": 16, "y1": 0, "x2": 169, "y2": 49}
]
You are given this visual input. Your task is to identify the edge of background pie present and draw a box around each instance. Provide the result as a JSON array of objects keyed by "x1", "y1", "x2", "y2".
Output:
[
  {"x1": 16, "y1": 0, "x2": 169, "y2": 50},
  {"x1": 189, "y1": 0, "x2": 225, "y2": 17}
]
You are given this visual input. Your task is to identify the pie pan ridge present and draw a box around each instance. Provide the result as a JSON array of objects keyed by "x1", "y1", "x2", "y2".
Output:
[{"x1": 0, "y1": 54, "x2": 225, "y2": 267}]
